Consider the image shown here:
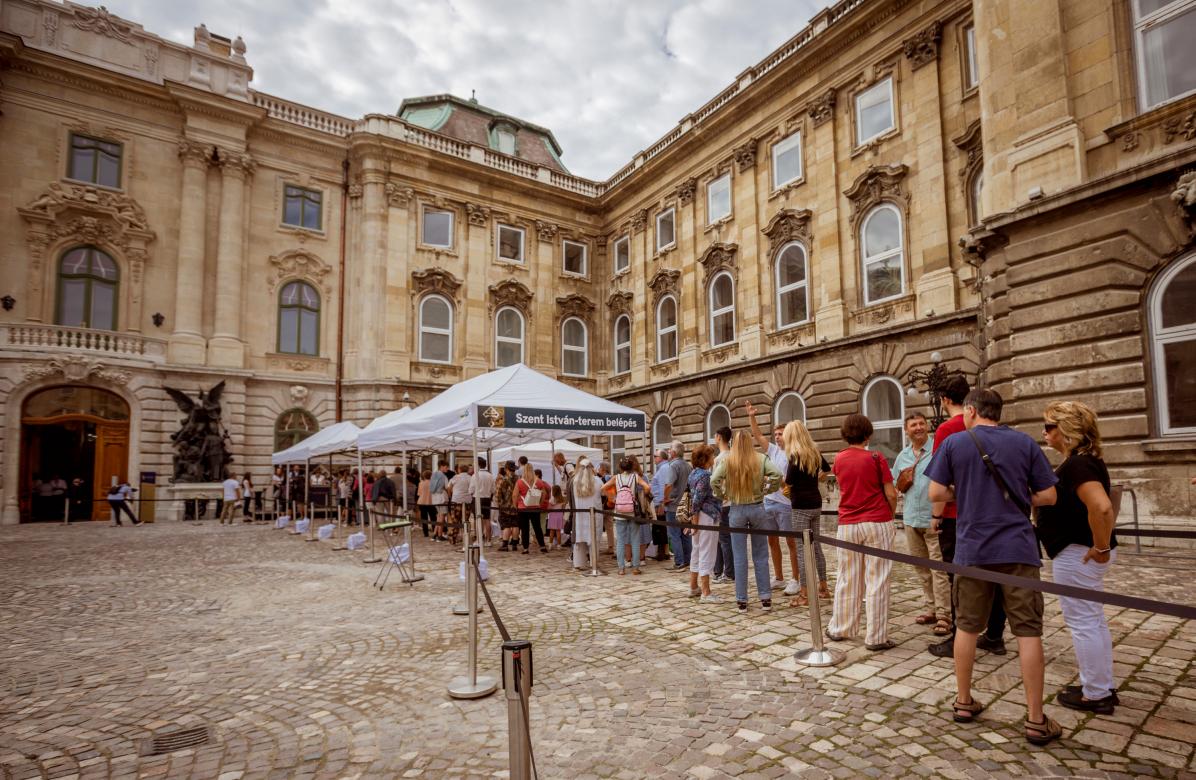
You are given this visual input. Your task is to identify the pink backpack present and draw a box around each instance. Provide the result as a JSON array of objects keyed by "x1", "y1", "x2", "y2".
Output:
[{"x1": 614, "y1": 474, "x2": 636, "y2": 514}]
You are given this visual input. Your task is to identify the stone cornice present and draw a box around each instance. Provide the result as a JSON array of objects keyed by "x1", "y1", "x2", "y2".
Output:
[{"x1": 166, "y1": 82, "x2": 265, "y2": 126}]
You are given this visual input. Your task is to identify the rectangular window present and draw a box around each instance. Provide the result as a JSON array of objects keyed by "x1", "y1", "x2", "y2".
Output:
[
  {"x1": 422, "y1": 208, "x2": 453, "y2": 248},
  {"x1": 497, "y1": 224, "x2": 525, "y2": 263},
  {"x1": 656, "y1": 208, "x2": 676, "y2": 252},
  {"x1": 855, "y1": 77, "x2": 895, "y2": 146},
  {"x1": 706, "y1": 173, "x2": 731, "y2": 223},
  {"x1": 563, "y1": 240, "x2": 587, "y2": 276},
  {"x1": 964, "y1": 25, "x2": 979, "y2": 90},
  {"x1": 496, "y1": 129, "x2": 516, "y2": 155},
  {"x1": 1133, "y1": 0, "x2": 1196, "y2": 110},
  {"x1": 282, "y1": 185, "x2": 323, "y2": 231},
  {"x1": 68, "y1": 134, "x2": 122, "y2": 188},
  {"x1": 613, "y1": 235, "x2": 630, "y2": 273},
  {"x1": 772, "y1": 131, "x2": 803, "y2": 189}
]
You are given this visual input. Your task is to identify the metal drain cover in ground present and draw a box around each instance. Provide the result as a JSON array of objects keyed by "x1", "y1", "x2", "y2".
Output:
[{"x1": 139, "y1": 725, "x2": 213, "y2": 756}]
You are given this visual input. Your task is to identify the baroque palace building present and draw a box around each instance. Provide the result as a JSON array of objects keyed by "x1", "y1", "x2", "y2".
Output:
[{"x1": 0, "y1": 0, "x2": 1193, "y2": 524}]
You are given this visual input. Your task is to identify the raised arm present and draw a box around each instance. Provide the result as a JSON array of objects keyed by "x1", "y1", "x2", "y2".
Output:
[{"x1": 745, "y1": 401, "x2": 770, "y2": 451}]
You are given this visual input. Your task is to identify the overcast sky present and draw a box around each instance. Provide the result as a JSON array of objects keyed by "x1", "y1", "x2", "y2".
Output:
[{"x1": 100, "y1": 0, "x2": 822, "y2": 180}]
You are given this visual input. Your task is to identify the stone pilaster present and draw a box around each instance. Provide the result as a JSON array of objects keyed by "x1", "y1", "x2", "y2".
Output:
[
  {"x1": 809, "y1": 92, "x2": 847, "y2": 340},
  {"x1": 207, "y1": 149, "x2": 254, "y2": 367},
  {"x1": 462, "y1": 203, "x2": 490, "y2": 374},
  {"x1": 354, "y1": 170, "x2": 387, "y2": 379},
  {"x1": 168, "y1": 139, "x2": 211, "y2": 365}
]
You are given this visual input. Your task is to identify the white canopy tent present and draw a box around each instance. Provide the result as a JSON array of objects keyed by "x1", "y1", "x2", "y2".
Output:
[
  {"x1": 270, "y1": 420, "x2": 362, "y2": 464},
  {"x1": 488, "y1": 439, "x2": 603, "y2": 488}
]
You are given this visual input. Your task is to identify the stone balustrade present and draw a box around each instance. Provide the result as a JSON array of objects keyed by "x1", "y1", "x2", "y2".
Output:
[{"x1": 1, "y1": 324, "x2": 167, "y2": 362}]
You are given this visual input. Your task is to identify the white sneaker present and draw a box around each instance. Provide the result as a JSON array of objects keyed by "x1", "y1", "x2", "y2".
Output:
[
  {"x1": 783, "y1": 580, "x2": 801, "y2": 596},
  {"x1": 700, "y1": 594, "x2": 723, "y2": 603},
  {"x1": 771, "y1": 578, "x2": 785, "y2": 590}
]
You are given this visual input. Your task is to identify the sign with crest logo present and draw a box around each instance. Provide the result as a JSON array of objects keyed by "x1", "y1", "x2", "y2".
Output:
[{"x1": 476, "y1": 405, "x2": 644, "y2": 433}]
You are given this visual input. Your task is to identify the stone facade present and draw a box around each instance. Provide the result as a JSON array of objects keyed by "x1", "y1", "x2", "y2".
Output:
[{"x1": 0, "y1": 0, "x2": 1192, "y2": 525}]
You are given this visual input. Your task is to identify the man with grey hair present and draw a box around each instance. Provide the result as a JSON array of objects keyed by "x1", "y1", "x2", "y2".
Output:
[
  {"x1": 649, "y1": 449, "x2": 672, "y2": 561},
  {"x1": 663, "y1": 439, "x2": 692, "y2": 570}
]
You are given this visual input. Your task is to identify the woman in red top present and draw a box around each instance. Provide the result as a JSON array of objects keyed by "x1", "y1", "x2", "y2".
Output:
[
  {"x1": 827, "y1": 413, "x2": 898, "y2": 651},
  {"x1": 515, "y1": 463, "x2": 551, "y2": 554}
]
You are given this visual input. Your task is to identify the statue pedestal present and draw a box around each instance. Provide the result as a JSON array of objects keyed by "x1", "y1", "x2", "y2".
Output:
[{"x1": 158, "y1": 482, "x2": 225, "y2": 522}]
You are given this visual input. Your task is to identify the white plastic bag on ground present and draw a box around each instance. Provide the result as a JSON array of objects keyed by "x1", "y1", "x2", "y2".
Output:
[
  {"x1": 459, "y1": 558, "x2": 489, "y2": 581},
  {"x1": 347, "y1": 532, "x2": 367, "y2": 550},
  {"x1": 317, "y1": 523, "x2": 335, "y2": 540},
  {"x1": 294, "y1": 518, "x2": 310, "y2": 534},
  {"x1": 645, "y1": 543, "x2": 658, "y2": 558},
  {"x1": 276, "y1": 515, "x2": 290, "y2": 529},
  {"x1": 389, "y1": 544, "x2": 410, "y2": 565}
]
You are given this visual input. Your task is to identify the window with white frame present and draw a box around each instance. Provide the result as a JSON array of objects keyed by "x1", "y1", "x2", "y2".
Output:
[
  {"x1": 1133, "y1": 0, "x2": 1196, "y2": 110},
  {"x1": 656, "y1": 208, "x2": 676, "y2": 252},
  {"x1": 422, "y1": 207, "x2": 453, "y2": 248},
  {"x1": 707, "y1": 174, "x2": 731, "y2": 223},
  {"x1": 283, "y1": 185, "x2": 323, "y2": 231},
  {"x1": 561, "y1": 317, "x2": 588, "y2": 376},
  {"x1": 862, "y1": 376, "x2": 905, "y2": 462},
  {"x1": 497, "y1": 224, "x2": 525, "y2": 263},
  {"x1": 1150, "y1": 251, "x2": 1196, "y2": 435},
  {"x1": 563, "y1": 240, "x2": 587, "y2": 276},
  {"x1": 706, "y1": 404, "x2": 731, "y2": 442},
  {"x1": 775, "y1": 242, "x2": 810, "y2": 328},
  {"x1": 709, "y1": 272, "x2": 736, "y2": 347},
  {"x1": 964, "y1": 24, "x2": 979, "y2": 90},
  {"x1": 57, "y1": 246, "x2": 118, "y2": 331},
  {"x1": 775, "y1": 392, "x2": 807, "y2": 425},
  {"x1": 772, "y1": 131, "x2": 803, "y2": 189},
  {"x1": 860, "y1": 204, "x2": 905, "y2": 305},
  {"x1": 613, "y1": 235, "x2": 630, "y2": 274},
  {"x1": 652, "y1": 413, "x2": 673, "y2": 454},
  {"x1": 855, "y1": 77, "x2": 895, "y2": 146},
  {"x1": 418, "y1": 294, "x2": 453, "y2": 363},
  {"x1": 656, "y1": 295, "x2": 678, "y2": 362},
  {"x1": 494, "y1": 307, "x2": 525, "y2": 367},
  {"x1": 613, "y1": 315, "x2": 631, "y2": 375}
]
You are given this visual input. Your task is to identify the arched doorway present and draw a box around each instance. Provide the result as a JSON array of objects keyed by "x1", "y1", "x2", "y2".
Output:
[{"x1": 20, "y1": 385, "x2": 130, "y2": 522}]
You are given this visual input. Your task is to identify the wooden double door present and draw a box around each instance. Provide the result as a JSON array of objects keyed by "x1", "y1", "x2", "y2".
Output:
[{"x1": 20, "y1": 416, "x2": 129, "y2": 522}]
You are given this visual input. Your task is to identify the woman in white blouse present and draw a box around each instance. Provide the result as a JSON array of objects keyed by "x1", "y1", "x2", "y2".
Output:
[{"x1": 570, "y1": 458, "x2": 606, "y2": 570}]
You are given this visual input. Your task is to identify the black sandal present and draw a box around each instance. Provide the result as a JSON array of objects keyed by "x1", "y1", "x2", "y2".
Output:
[{"x1": 952, "y1": 697, "x2": 984, "y2": 723}]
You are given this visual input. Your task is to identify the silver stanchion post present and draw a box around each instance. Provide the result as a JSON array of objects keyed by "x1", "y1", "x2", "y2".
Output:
[
  {"x1": 585, "y1": 507, "x2": 605, "y2": 577},
  {"x1": 502, "y1": 639, "x2": 533, "y2": 780},
  {"x1": 63, "y1": 495, "x2": 70, "y2": 525},
  {"x1": 448, "y1": 543, "x2": 498, "y2": 699},
  {"x1": 453, "y1": 505, "x2": 480, "y2": 615},
  {"x1": 193, "y1": 496, "x2": 200, "y2": 524},
  {"x1": 793, "y1": 527, "x2": 843, "y2": 667}
]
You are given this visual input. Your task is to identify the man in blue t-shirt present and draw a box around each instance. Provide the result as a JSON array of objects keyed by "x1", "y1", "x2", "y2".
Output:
[{"x1": 926, "y1": 389, "x2": 1061, "y2": 744}]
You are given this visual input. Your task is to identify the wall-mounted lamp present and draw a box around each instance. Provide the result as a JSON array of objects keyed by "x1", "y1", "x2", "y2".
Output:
[
  {"x1": 1, "y1": 295, "x2": 14, "y2": 311},
  {"x1": 152, "y1": 312, "x2": 165, "y2": 327}
]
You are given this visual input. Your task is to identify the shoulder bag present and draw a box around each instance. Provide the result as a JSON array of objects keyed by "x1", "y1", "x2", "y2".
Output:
[{"x1": 965, "y1": 429, "x2": 1031, "y2": 519}]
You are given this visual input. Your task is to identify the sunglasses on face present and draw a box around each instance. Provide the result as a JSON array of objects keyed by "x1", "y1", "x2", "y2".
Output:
[{"x1": 1043, "y1": 423, "x2": 1058, "y2": 432}]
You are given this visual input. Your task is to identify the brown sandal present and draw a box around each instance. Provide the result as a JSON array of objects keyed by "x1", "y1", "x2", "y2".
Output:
[
  {"x1": 817, "y1": 582, "x2": 832, "y2": 600},
  {"x1": 934, "y1": 618, "x2": 952, "y2": 636},
  {"x1": 1024, "y1": 715, "x2": 1062, "y2": 745},
  {"x1": 789, "y1": 593, "x2": 808, "y2": 608},
  {"x1": 952, "y1": 697, "x2": 985, "y2": 723},
  {"x1": 915, "y1": 613, "x2": 937, "y2": 625}
]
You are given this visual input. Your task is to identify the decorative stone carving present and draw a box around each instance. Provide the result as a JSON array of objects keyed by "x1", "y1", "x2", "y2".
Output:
[
  {"x1": 535, "y1": 220, "x2": 558, "y2": 241},
  {"x1": 610, "y1": 373, "x2": 631, "y2": 388},
  {"x1": 43, "y1": 10, "x2": 58, "y2": 46},
  {"x1": 903, "y1": 20, "x2": 942, "y2": 69},
  {"x1": 698, "y1": 242, "x2": 739, "y2": 284},
  {"x1": 556, "y1": 293, "x2": 595, "y2": 324},
  {"x1": 488, "y1": 278, "x2": 534, "y2": 316},
  {"x1": 606, "y1": 290, "x2": 634, "y2": 316},
  {"x1": 1171, "y1": 171, "x2": 1196, "y2": 234},
  {"x1": 23, "y1": 183, "x2": 151, "y2": 234},
  {"x1": 232, "y1": 36, "x2": 247, "y2": 61},
  {"x1": 411, "y1": 267, "x2": 462, "y2": 300},
  {"x1": 953, "y1": 120, "x2": 983, "y2": 180},
  {"x1": 629, "y1": 209, "x2": 648, "y2": 233},
  {"x1": 853, "y1": 297, "x2": 915, "y2": 327},
  {"x1": 466, "y1": 202, "x2": 490, "y2": 226},
  {"x1": 347, "y1": 183, "x2": 363, "y2": 200},
  {"x1": 677, "y1": 177, "x2": 697, "y2": 206},
  {"x1": 648, "y1": 268, "x2": 681, "y2": 306},
  {"x1": 289, "y1": 385, "x2": 309, "y2": 406},
  {"x1": 24, "y1": 355, "x2": 130, "y2": 386},
  {"x1": 732, "y1": 137, "x2": 758, "y2": 172},
  {"x1": 768, "y1": 323, "x2": 815, "y2": 348},
  {"x1": 808, "y1": 89, "x2": 837, "y2": 127},
  {"x1": 268, "y1": 249, "x2": 333, "y2": 294},
  {"x1": 1163, "y1": 112, "x2": 1196, "y2": 144},
  {"x1": 144, "y1": 44, "x2": 159, "y2": 76},
  {"x1": 217, "y1": 150, "x2": 256, "y2": 178},
  {"x1": 762, "y1": 209, "x2": 813, "y2": 255},
  {"x1": 385, "y1": 183, "x2": 414, "y2": 208},
  {"x1": 844, "y1": 163, "x2": 910, "y2": 228},
  {"x1": 1121, "y1": 132, "x2": 1139, "y2": 152},
  {"x1": 177, "y1": 139, "x2": 212, "y2": 166},
  {"x1": 959, "y1": 228, "x2": 1008, "y2": 267},
  {"x1": 72, "y1": 5, "x2": 133, "y2": 43}
]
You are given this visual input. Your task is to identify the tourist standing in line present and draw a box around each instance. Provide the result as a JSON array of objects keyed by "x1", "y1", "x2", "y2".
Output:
[
  {"x1": 746, "y1": 402, "x2": 801, "y2": 596},
  {"x1": 782, "y1": 420, "x2": 831, "y2": 607},
  {"x1": 495, "y1": 463, "x2": 520, "y2": 550},
  {"x1": 472, "y1": 458, "x2": 495, "y2": 543},
  {"x1": 663, "y1": 440, "x2": 693, "y2": 570},
  {"x1": 926, "y1": 389, "x2": 1060, "y2": 744},
  {"x1": 711, "y1": 426, "x2": 734, "y2": 584},
  {"x1": 515, "y1": 463, "x2": 550, "y2": 553},
  {"x1": 650, "y1": 450, "x2": 673, "y2": 564},
  {"x1": 219, "y1": 472, "x2": 240, "y2": 525},
  {"x1": 430, "y1": 461, "x2": 450, "y2": 540},
  {"x1": 711, "y1": 432, "x2": 783, "y2": 613},
  {"x1": 826, "y1": 414, "x2": 897, "y2": 651},
  {"x1": 547, "y1": 485, "x2": 566, "y2": 549},
  {"x1": 107, "y1": 480, "x2": 140, "y2": 526},
  {"x1": 416, "y1": 470, "x2": 433, "y2": 537},
  {"x1": 241, "y1": 473, "x2": 254, "y2": 520},
  {"x1": 686, "y1": 444, "x2": 723, "y2": 603},
  {"x1": 603, "y1": 456, "x2": 652, "y2": 574},
  {"x1": 1038, "y1": 400, "x2": 1119, "y2": 715},
  {"x1": 449, "y1": 464, "x2": 474, "y2": 535},
  {"x1": 272, "y1": 467, "x2": 284, "y2": 515},
  {"x1": 892, "y1": 413, "x2": 951, "y2": 635},
  {"x1": 570, "y1": 458, "x2": 606, "y2": 569}
]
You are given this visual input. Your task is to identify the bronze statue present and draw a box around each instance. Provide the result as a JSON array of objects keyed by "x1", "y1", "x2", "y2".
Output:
[{"x1": 165, "y1": 381, "x2": 232, "y2": 482}]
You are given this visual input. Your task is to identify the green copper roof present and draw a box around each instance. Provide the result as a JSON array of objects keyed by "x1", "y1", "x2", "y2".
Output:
[{"x1": 397, "y1": 94, "x2": 564, "y2": 157}]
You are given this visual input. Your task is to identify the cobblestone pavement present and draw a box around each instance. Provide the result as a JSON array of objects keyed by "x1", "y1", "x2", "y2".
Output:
[{"x1": 1, "y1": 518, "x2": 1194, "y2": 779}]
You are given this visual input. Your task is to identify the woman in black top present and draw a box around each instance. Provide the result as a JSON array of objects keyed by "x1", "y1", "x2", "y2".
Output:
[
  {"x1": 782, "y1": 421, "x2": 831, "y2": 606},
  {"x1": 1039, "y1": 400, "x2": 1117, "y2": 715}
]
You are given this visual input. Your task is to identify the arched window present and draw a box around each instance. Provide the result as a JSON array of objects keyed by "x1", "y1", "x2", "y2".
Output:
[
  {"x1": 275, "y1": 408, "x2": 318, "y2": 451},
  {"x1": 613, "y1": 315, "x2": 631, "y2": 375},
  {"x1": 656, "y1": 295, "x2": 678, "y2": 362},
  {"x1": 775, "y1": 242, "x2": 809, "y2": 328},
  {"x1": 709, "y1": 272, "x2": 735, "y2": 346},
  {"x1": 652, "y1": 413, "x2": 673, "y2": 454},
  {"x1": 862, "y1": 376, "x2": 905, "y2": 462},
  {"x1": 561, "y1": 317, "x2": 588, "y2": 376},
  {"x1": 278, "y1": 281, "x2": 320, "y2": 355},
  {"x1": 775, "y1": 391, "x2": 807, "y2": 425},
  {"x1": 1150, "y1": 252, "x2": 1196, "y2": 435},
  {"x1": 418, "y1": 295, "x2": 453, "y2": 364},
  {"x1": 57, "y1": 246, "x2": 118, "y2": 330},
  {"x1": 860, "y1": 204, "x2": 905, "y2": 305},
  {"x1": 706, "y1": 404, "x2": 731, "y2": 442},
  {"x1": 495, "y1": 307, "x2": 525, "y2": 368}
]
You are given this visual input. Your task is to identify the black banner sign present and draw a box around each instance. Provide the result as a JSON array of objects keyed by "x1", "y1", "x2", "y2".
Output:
[{"x1": 477, "y1": 405, "x2": 644, "y2": 433}]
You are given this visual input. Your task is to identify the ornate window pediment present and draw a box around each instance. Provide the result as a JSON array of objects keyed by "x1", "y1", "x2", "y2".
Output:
[
  {"x1": 698, "y1": 242, "x2": 739, "y2": 284},
  {"x1": 844, "y1": 164, "x2": 909, "y2": 229},
  {"x1": 648, "y1": 268, "x2": 681, "y2": 307},
  {"x1": 488, "y1": 278, "x2": 533, "y2": 316},
  {"x1": 607, "y1": 289, "x2": 634, "y2": 317},
  {"x1": 269, "y1": 249, "x2": 332, "y2": 295},
  {"x1": 762, "y1": 209, "x2": 813, "y2": 255},
  {"x1": 20, "y1": 182, "x2": 155, "y2": 247},
  {"x1": 412, "y1": 267, "x2": 462, "y2": 301},
  {"x1": 556, "y1": 293, "x2": 595, "y2": 325}
]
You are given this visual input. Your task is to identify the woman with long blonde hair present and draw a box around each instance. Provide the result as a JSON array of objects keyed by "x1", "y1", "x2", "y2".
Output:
[
  {"x1": 711, "y1": 431, "x2": 783, "y2": 612},
  {"x1": 782, "y1": 421, "x2": 832, "y2": 606},
  {"x1": 570, "y1": 458, "x2": 605, "y2": 570}
]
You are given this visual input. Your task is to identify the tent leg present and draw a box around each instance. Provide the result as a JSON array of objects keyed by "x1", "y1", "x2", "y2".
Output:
[{"x1": 360, "y1": 451, "x2": 380, "y2": 563}]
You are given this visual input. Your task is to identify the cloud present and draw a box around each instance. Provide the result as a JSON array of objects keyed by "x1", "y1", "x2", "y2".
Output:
[{"x1": 102, "y1": 0, "x2": 821, "y2": 180}]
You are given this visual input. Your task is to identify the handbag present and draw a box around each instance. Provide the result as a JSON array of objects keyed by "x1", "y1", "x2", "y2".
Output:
[
  {"x1": 522, "y1": 478, "x2": 543, "y2": 507},
  {"x1": 965, "y1": 429, "x2": 1032, "y2": 519},
  {"x1": 674, "y1": 490, "x2": 692, "y2": 526},
  {"x1": 896, "y1": 450, "x2": 923, "y2": 493}
]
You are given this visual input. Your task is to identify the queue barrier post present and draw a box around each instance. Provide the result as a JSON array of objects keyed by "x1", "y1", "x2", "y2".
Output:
[
  {"x1": 502, "y1": 639, "x2": 534, "y2": 780},
  {"x1": 193, "y1": 497, "x2": 200, "y2": 524},
  {"x1": 793, "y1": 527, "x2": 843, "y2": 667},
  {"x1": 362, "y1": 503, "x2": 382, "y2": 563},
  {"x1": 448, "y1": 542, "x2": 498, "y2": 700},
  {"x1": 63, "y1": 495, "x2": 70, "y2": 525},
  {"x1": 584, "y1": 507, "x2": 605, "y2": 577},
  {"x1": 453, "y1": 506, "x2": 482, "y2": 615}
]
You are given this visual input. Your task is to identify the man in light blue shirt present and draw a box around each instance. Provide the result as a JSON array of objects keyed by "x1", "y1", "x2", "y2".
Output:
[
  {"x1": 649, "y1": 450, "x2": 672, "y2": 560},
  {"x1": 892, "y1": 412, "x2": 949, "y2": 630}
]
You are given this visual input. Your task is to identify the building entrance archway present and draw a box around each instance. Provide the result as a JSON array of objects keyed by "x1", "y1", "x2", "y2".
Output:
[{"x1": 20, "y1": 385, "x2": 130, "y2": 522}]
